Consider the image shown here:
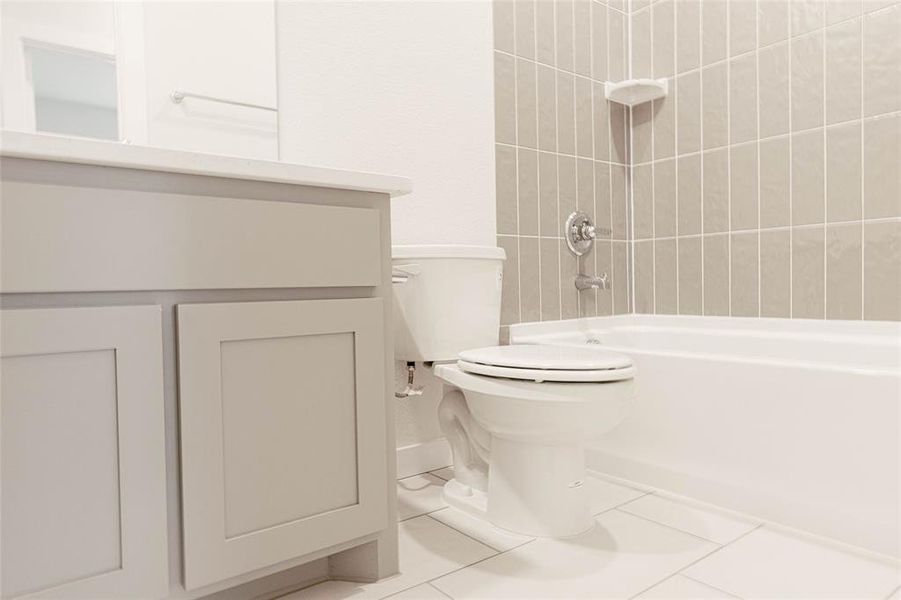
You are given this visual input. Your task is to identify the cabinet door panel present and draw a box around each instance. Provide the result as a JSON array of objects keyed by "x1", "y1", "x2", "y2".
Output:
[
  {"x1": 0, "y1": 306, "x2": 168, "y2": 599},
  {"x1": 177, "y1": 299, "x2": 387, "y2": 590}
]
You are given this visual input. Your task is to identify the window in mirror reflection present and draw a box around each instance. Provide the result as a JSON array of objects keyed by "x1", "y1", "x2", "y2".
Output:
[{"x1": 28, "y1": 43, "x2": 119, "y2": 141}]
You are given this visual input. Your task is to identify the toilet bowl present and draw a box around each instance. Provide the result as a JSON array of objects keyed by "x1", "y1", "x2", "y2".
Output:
[
  {"x1": 434, "y1": 344, "x2": 635, "y2": 537},
  {"x1": 391, "y1": 244, "x2": 636, "y2": 538}
]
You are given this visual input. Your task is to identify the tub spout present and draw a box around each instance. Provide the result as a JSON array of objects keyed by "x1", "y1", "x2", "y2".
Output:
[{"x1": 575, "y1": 273, "x2": 610, "y2": 291}]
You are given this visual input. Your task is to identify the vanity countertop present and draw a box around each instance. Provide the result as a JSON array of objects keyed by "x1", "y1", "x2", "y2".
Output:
[{"x1": 0, "y1": 131, "x2": 412, "y2": 197}]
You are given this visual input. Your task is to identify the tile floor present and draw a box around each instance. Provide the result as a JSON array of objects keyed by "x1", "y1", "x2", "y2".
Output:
[{"x1": 283, "y1": 467, "x2": 900, "y2": 599}]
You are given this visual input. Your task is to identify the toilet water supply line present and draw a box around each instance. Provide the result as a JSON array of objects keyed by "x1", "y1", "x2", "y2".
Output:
[{"x1": 395, "y1": 362, "x2": 424, "y2": 398}]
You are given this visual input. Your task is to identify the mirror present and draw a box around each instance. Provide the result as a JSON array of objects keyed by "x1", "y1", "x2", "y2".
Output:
[{"x1": 0, "y1": 1, "x2": 278, "y2": 160}]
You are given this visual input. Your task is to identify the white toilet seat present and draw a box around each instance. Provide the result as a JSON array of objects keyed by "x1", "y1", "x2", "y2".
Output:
[{"x1": 457, "y1": 344, "x2": 634, "y2": 383}]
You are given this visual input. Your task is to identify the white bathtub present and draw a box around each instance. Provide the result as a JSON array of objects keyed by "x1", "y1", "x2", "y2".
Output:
[{"x1": 510, "y1": 315, "x2": 901, "y2": 558}]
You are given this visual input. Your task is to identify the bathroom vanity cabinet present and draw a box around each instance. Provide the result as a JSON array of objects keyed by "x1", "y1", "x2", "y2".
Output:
[{"x1": 0, "y1": 132, "x2": 409, "y2": 599}]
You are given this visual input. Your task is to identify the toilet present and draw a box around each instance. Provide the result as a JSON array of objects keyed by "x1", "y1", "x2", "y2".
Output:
[{"x1": 392, "y1": 244, "x2": 635, "y2": 538}]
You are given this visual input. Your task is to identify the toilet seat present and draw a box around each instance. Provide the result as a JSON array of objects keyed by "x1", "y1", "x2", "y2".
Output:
[{"x1": 457, "y1": 345, "x2": 634, "y2": 383}]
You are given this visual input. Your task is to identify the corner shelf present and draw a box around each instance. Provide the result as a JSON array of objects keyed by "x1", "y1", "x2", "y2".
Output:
[{"x1": 604, "y1": 79, "x2": 668, "y2": 107}]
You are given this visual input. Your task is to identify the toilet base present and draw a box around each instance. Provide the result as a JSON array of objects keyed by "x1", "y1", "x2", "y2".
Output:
[{"x1": 442, "y1": 438, "x2": 595, "y2": 538}]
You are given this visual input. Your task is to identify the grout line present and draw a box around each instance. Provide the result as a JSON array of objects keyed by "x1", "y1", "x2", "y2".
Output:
[
  {"x1": 612, "y1": 506, "x2": 731, "y2": 547},
  {"x1": 823, "y1": 13, "x2": 828, "y2": 319},
  {"x1": 424, "y1": 537, "x2": 539, "y2": 588},
  {"x1": 677, "y1": 573, "x2": 744, "y2": 599},
  {"x1": 425, "y1": 582, "x2": 454, "y2": 600},
  {"x1": 884, "y1": 584, "x2": 901, "y2": 600},
  {"x1": 725, "y1": 0, "x2": 732, "y2": 318},
  {"x1": 423, "y1": 511, "x2": 530, "y2": 555}
]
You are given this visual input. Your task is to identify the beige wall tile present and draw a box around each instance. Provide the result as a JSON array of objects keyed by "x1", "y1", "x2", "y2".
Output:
[
  {"x1": 678, "y1": 153, "x2": 703, "y2": 234},
  {"x1": 703, "y1": 62, "x2": 729, "y2": 149},
  {"x1": 595, "y1": 161, "x2": 613, "y2": 232},
  {"x1": 498, "y1": 236, "x2": 520, "y2": 325},
  {"x1": 792, "y1": 226, "x2": 826, "y2": 318},
  {"x1": 731, "y1": 142, "x2": 759, "y2": 231},
  {"x1": 702, "y1": 0, "x2": 728, "y2": 65},
  {"x1": 633, "y1": 0, "x2": 651, "y2": 12},
  {"x1": 596, "y1": 240, "x2": 614, "y2": 315},
  {"x1": 558, "y1": 154, "x2": 577, "y2": 227},
  {"x1": 494, "y1": 52, "x2": 517, "y2": 145},
  {"x1": 632, "y1": 7, "x2": 653, "y2": 78},
  {"x1": 494, "y1": 0, "x2": 516, "y2": 53},
  {"x1": 731, "y1": 232, "x2": 760, "y2": 317},
  {"x1": 654, "y1": 158, "x2": 677, "y2": 238},
  {"x1": 826, "y1": 121, "x2": 862, "y2": 223},
  {"x1": 632, "y1": 102, "x2": 653, "y2": 165},
  {"x1": 864, "y1": 113, "x2": 901, "y2": 218},
  {"x1": 574, "y1": 0, "x2": 592, "y2": 76},
  {"x1": 516, "y1": 59, "x2": 538, "y2": 148},
  {"x1": 520, "y1": 237, "x2": 541, "y2": 321},
  {"x1": 611, "y1": 102, "x2": 629, "y2": 163},
  {"x1": 760, "y1": 229, "x2": 791, "y2": 317},
  {"x1": 791, "y1": 129, "x2": 825, "y2": 225},
  {"x1": 540, "y1": 238, "x2": 562, "y2": 321},
  {"x1": 516, "y1": 0, "x2": 537, "y2": 58},
  {"x1": 759, "y1": 42, "x2": 791, "y2": 138},
  {"x1": 677, "y1": 71, "x2": 702, "y2": 154},
  {"x1": 556, "y1": 0, "x2": 575, "y2": 72},
  {"x1": 608, "y1": 8, "x2": 627, "y2": 81},
  {"x1": 864, "y1": 221, "x2": 901, "y2": 321},
  {"x1": 518, "y1": 148, "x2": 540, "y2": 235},
  {"x1": 676, "y1": 0, "x2": 701, "y2": 73},
  {"x1": 703, "y1": 234, "x2": 730, "y2": 315},
  {"x1": 576, "y1": 157, "x2": 595, "y2": 224},
  {"x1": 592, "y1": 1, "x2": 608, "y2": 81},
  {"x1": 655, "y1": 238, "x2": 678, "y2": 314},
  {"x1": 825, "y1": 18, "x2": 862, "y2": 125},
  {"x1": 730, "y1": 0, "x2": 757, "y2": 56},
  {"x1": 537, "y1": 65, "x2": 557, "y2": 152},
  {"x1": 537, "y1": 0, "x2": 557, "y2": 65},
  {"x1": 612, "y1": 163, "x2": 629, "y2": 239},
  {"x1": 653, "y1": 89, "x2": 676, "y2": 160},
  {"x1": 634, "y1": 240, "x2": 655, "y2": 313},
  {"x1": 791, "y1": 31, "x2": 825, "y2": 132},
  {"x1": 826, "y1": 0, "x2": 862, "y2": 25},
  {"x1": 560, "y1": 243, "x2": 580, "y2": 318},
  {"x1": 539, "y1": 151, "x2": 559, "y2": 236},
  {"x1": 678, "y1": 236, "x2": 703, "y2": 314},
  {"x1": 703, "y1": 148, "x2": 730, "y2": 233},
  {"x1": 653, "y1": 0, "x2": 676, "y2": 78},
  {"x1": 633, "y1": 164, "x2": 654, "y2": 239},
  {"x1": 612, "y1": 241, "x2": 631, "y2": 313},
  {"x1": 826, "y1": 223, "x2": 863, "y2": 320},
  {"x1": 557, "y1": 72, "x2": 576, "y2": 155},
  {"x1": 496, "y1": 144, "x2": 518, "y2": 235},
  {"x1": 759, "y1": 0, "x2": 790, "y2": 47},
  {"x1": 730, "y1": 54, "x2": 758, "y2": 145},
  {"x1": 575, "y1": 77, "x2": 594, "y2": 158},
  {"x1": 791, "y1": 0, "x2": 825, "y2": 36},
  {"x1": 594, "y1": 82, "x2": 611, "y2": 161},
  {"x1": 863, "y1": 5, "x2": 901, "y2": 117},
  {"x1": 760, "y1": 135, "x2": 791, "y2": 227}
]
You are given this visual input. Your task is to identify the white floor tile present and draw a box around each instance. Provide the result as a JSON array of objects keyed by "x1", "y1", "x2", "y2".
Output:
[
  {"x1": 618, "y1": 493, "x2": 760, "y2": 544},
  {"x1": 429, "y1": 508, "x2": 533, "y2": 552},
  {"x1": 431, "y1": 509, "x2": 718, "y2": 599},
  {"x1": 683, "y1": 526, "x2": 901, "y2": 599},
  {"x1": 398, "y1": 473, "x2": 447, "y2": 521},
  {"x1": 386, "y1": 583, "x2": 451, "y2": 599},
  {"x1": 284, "y1": 516, "x2": 496, "y2": 600},
  {"x1": 430, "y1": 466, "x2": 455, "y2": 482},
  {"x1": 887, "y1": 585, "x2": 901, "y2": 600},
  {"x1": 586, "y1": 476, "x2": 648, "y2": 515},
  {"x1": 635, "y1": 575, "x2": 739, "y2": 599}
]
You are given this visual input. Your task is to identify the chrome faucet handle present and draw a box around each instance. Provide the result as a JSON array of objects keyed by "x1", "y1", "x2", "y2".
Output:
[{"x1": 565, "y1": 211, "x2": 610, "y2": 255}]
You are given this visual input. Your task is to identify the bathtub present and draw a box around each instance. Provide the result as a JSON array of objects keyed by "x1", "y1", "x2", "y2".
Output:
[{"x1": 509, "y1": 315, "x2": 901, "y2": 558}]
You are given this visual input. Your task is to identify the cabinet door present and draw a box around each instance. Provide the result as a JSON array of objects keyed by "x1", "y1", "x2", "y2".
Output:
[
  {"x1": 0, "y1": 306, "x2": 168, "y2": 599},
  {"x1": 177, "y1": 299, "x2": 387, "y2": 590}
]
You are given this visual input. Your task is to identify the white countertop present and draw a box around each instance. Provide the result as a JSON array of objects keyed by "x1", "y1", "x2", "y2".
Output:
[{"x1": 0, "y1": 131, "x2": 412, "y2": 197}]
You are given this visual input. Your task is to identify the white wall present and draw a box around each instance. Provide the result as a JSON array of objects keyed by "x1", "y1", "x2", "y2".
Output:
[{"x1": 276, "y1": 0, "x2": 497, "y2": 246}]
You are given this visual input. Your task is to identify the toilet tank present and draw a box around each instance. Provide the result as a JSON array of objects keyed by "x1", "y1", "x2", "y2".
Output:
[{"x1": 392, "y1": 245, "x2": 505, "y2": 362}]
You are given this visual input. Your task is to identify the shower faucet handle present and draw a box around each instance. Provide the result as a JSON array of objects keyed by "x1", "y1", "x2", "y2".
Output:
[{"x1": 565, "y1": 211, "x2": 611, "y2": 256}]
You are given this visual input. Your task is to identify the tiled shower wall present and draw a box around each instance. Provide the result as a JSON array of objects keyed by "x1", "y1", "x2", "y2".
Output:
[
  {"x1": 494, "y1": 0, "x2": 900, "y2": 327},
  {"x1": 493, "y1": 0, "x2": 633, "y2": 340},
  {"x1": 629, "y1": 0, "x2": 901, "y2": 320}
]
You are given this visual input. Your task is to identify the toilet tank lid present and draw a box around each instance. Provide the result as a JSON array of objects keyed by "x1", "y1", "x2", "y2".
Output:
[{"x1": 392, "y1": 245, "x2": 506, "y2": 260}]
